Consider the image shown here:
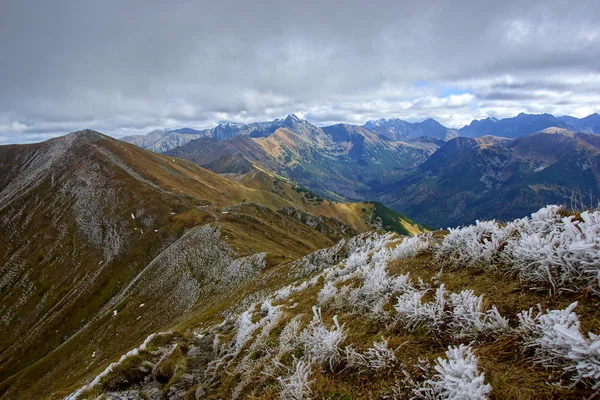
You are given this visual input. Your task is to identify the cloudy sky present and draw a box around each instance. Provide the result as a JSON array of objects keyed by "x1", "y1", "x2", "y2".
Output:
[{"x1": 1, "y1": 0, "x2": 599, "y2": 144}]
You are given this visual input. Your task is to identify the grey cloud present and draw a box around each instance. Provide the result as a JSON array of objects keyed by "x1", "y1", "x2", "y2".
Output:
[{"x1": 1, "y1": 0, "x2": 599, "y2": 143}]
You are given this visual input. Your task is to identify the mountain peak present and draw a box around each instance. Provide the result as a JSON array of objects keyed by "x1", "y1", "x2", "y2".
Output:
[
  {"x1": 65, "y1": 129, "x2": 106, "y2": 142},
  {"x1": 284, "y1": 113, "x2": 303, "y2": 124},
  {"x1": 420, "y1": 118, "x2": 442, "y2": 126}
]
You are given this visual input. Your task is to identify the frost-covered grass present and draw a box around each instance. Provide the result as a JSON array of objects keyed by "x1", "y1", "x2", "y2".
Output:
[
  {"x1": 392, "y1": 285, "x2": 510, "y2": 341},
  {"x1": 412, "y1": 344, "x2": 492, "y2": 400},
  {"x1": 66, "y1": 332, "x2": 172, "y2": 399},
  {"x1": 275, "y1": 356, "x2": 314, "y2": 400},
  {"x1": 517, "y1": 302, "x2": 600, "y2": 390},
  {"x1": 435, "y1": 205, "x2": 600, "y2": 296},
  {"x1": 507, "y1": 207, "x2": 600, "y2": 295},
  {"x1": 299, "y1": 307, "x2": 346, "y2": 371},
  {"x1": 168, "y1": 205, "x2": 600, "y2": 399},
  {"x1": 435, "y1": 220, "x2": 506, "y2": 270}
]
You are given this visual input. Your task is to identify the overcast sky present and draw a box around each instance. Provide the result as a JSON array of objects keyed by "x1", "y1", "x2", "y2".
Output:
[{"x1": 1, "y1": 0, "x2": 599, "y2": 144}]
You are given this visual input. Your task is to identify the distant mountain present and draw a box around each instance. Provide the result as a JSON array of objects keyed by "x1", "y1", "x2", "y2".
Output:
[
  {"x1": 121, "y1": 127, "x2": 208, "y2": 152},
  {"x1": 558, "y1": 113, "x2": 600, "y2": 134},
  {"x1": 121, "y1": 112, "x2": 600, "y2": 154},
  {"x1": 458, "y1": 112, "x2": 571, "y2": 138},
  {"x1": 167, "y1": 117, "x2": 439, "y2": 200},
  {"x1": 363, "y1": 117, "x2": 458, "y2": 141},
  {"x1": 121, "y1": 114, "x2": 333, "y2": 153},
  {"x1": 380, "y1": 128, "x2": 600, "y2": 227}
]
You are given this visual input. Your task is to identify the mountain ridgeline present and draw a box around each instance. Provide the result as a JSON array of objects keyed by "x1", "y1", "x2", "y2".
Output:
[
  {"x1": 0, "y1": 130, "x2": 420, "y2": 399},
  {"x1": 381, "y1": 130, "x2": 600, "y2": 227},
  {"x1": 165, "y1": 118, "x2": 437, "y2": 200},
  {"x1": 123, "y1": 112, "x2": 600, "y2": 227}
]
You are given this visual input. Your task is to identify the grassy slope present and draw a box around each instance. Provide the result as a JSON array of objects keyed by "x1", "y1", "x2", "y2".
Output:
[
  {"x1": 234, "y1": 168, "x2": 426, "y2": 235},
  {"x1": 83, "y1": 228, "x2": 599, "y2": 399},
  {"x1": 0, "y1": 131, "x2": 392, "y2": 399}
]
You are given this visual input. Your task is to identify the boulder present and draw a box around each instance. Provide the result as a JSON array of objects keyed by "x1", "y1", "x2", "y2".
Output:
[
  {"x1": 187, "y1": 345, "x2": 202, "y2": 356},
  {"x1": 195, "y1": 385, "x2": 206, "y2": 399},
  {"x1": 143, "y1": 388, "x2": 161, "y2": 400},
  {"x1": 179, "y1": 373, "x2": 195, "y2": 385}
]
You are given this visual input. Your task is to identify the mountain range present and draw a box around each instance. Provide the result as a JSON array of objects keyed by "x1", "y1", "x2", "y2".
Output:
[
  {"x1": 122, "y1": 112, "x2": 600, "y2": 153},
  {"x1": 363, "y1": 117, "x2": 458, "y2": 140},
  {"x1": 380, "y1": 129, "x2": 600, "y2": 227},
  {"x1": 121, "y1": 113, "x2": 600, "y2": 227},
  {"x1": 165, "y1": 118, "x2": 437, "y2": 200}
]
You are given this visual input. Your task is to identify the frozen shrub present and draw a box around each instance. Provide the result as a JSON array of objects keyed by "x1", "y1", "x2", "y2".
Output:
[
  {"x1": 317, "y1": 281, "x2": 338, "y2": 306},
  {"x1": 344, "y1": 338, "x2": 398, "y2": 372},
  {"x1": 393, "y1": 286, "x2": 509, "y2": 341},
  {"x1": 275, "y1": 285, "x2": 293, "y2": 301},
  {"x1": 275, "y1": 356, "x2": 314, "y2": 400},
  {"x1": 322, "y1": 231, "x2": 398, "y2": 283},
  {"x1": 394, "y1": 285, "x2": 447, "y2": 332},
  {"x1": 348, "y1": 262, "x2": 412, "y2": 318},
  {"x1": 343, "y1": 346, "x2": 368, "y2": 370},
  {"x1": 363, "y1": 337, "x2": 398, "y2": 371},
  {"x1": 240, "y1": 301, "x2": 283, "y2": 360},
  {"x1": 234, "y1": 306, "x2": 260, "y2": 353},
  {"x1": 299, "y1": 307, "x2": 346, "y2": 370},
  {"x1": 514, "y1": 205, "x2": 563, "y2": 236},
  {"x1": 449, "y1": 290, "x2": 509, "y2": 340},
  {"x1": 413, "y1": 344, "x2": 491, "y2": 400},
  {"x1": 431, "y1": 205, "x2": 600, "y2": 296},
  {"x1": 278, "y1": 315, "x2": 304, "y2": 357},
  {"x1": 506, "y1": 208, "x2": 600, "y2": 296},
  {"x1": 390, "y1": 233, "x2": 433, "y2": 260},
  {"x1": 324, "y1": 249, "x2": 370, "y2": 282},
  {"x1": 517, "y1": 302, "x2": 600, "y2": 389},
  {"x1": 435, "y1": 220, "x2": 506, "y2": 270},
  {"x1": 330, "y1": 284, "x2": 353, "y2": 311}
]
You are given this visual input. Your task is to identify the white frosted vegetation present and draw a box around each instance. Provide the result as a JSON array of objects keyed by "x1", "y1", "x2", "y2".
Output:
[
  {"x1": 357, "y1": 337, "x2": 398, "y2": 371},
  {"x1": 448, "y1": 290, "x2": 509, "y2": 340},
  {"x1": 317, "y1": 281, "x2": 338, "y2": 306},
  {"x1": 394, "y1": 287, "x2": 446, "y2": 333},
  {"x1": 413, "y1": 344, "x2": 491, "y2": 400},
  {"x1": 517, "y1": 302, "x2": 600, "y2": 389},
  {"x1": 435, "y1": 220, "x2": 506, "y2": 270},
  {"x1": 299, "y1": 307, "x2": 346, "y2": 371},
  {"x1": 275, "y1": 356, "x2": 314, "y2": 400},
  {"x1": 390, "y1": 232, "x2": 434, "y2": 259},
  {"x1": 393, "y1": 285, "x2": 509, "y2": 340},
  {"x1": 65, "y1": 332, "x2": 170, "y2": 399},
  {"x1": 198, "y1": 206, "x2": 600, "y2": 398},
  {"x1": 435, "y1": 205, "x2": 600, "y2": 296},
  {"x1": 507, "y1": 209, "x2": 600, "y2": 295},
  {"x1": 277, "y1": 315, "x2": 304, "y2": 357},
  {"x1": 316, "y1": 231, "x2": 432, "y2": 320}
]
